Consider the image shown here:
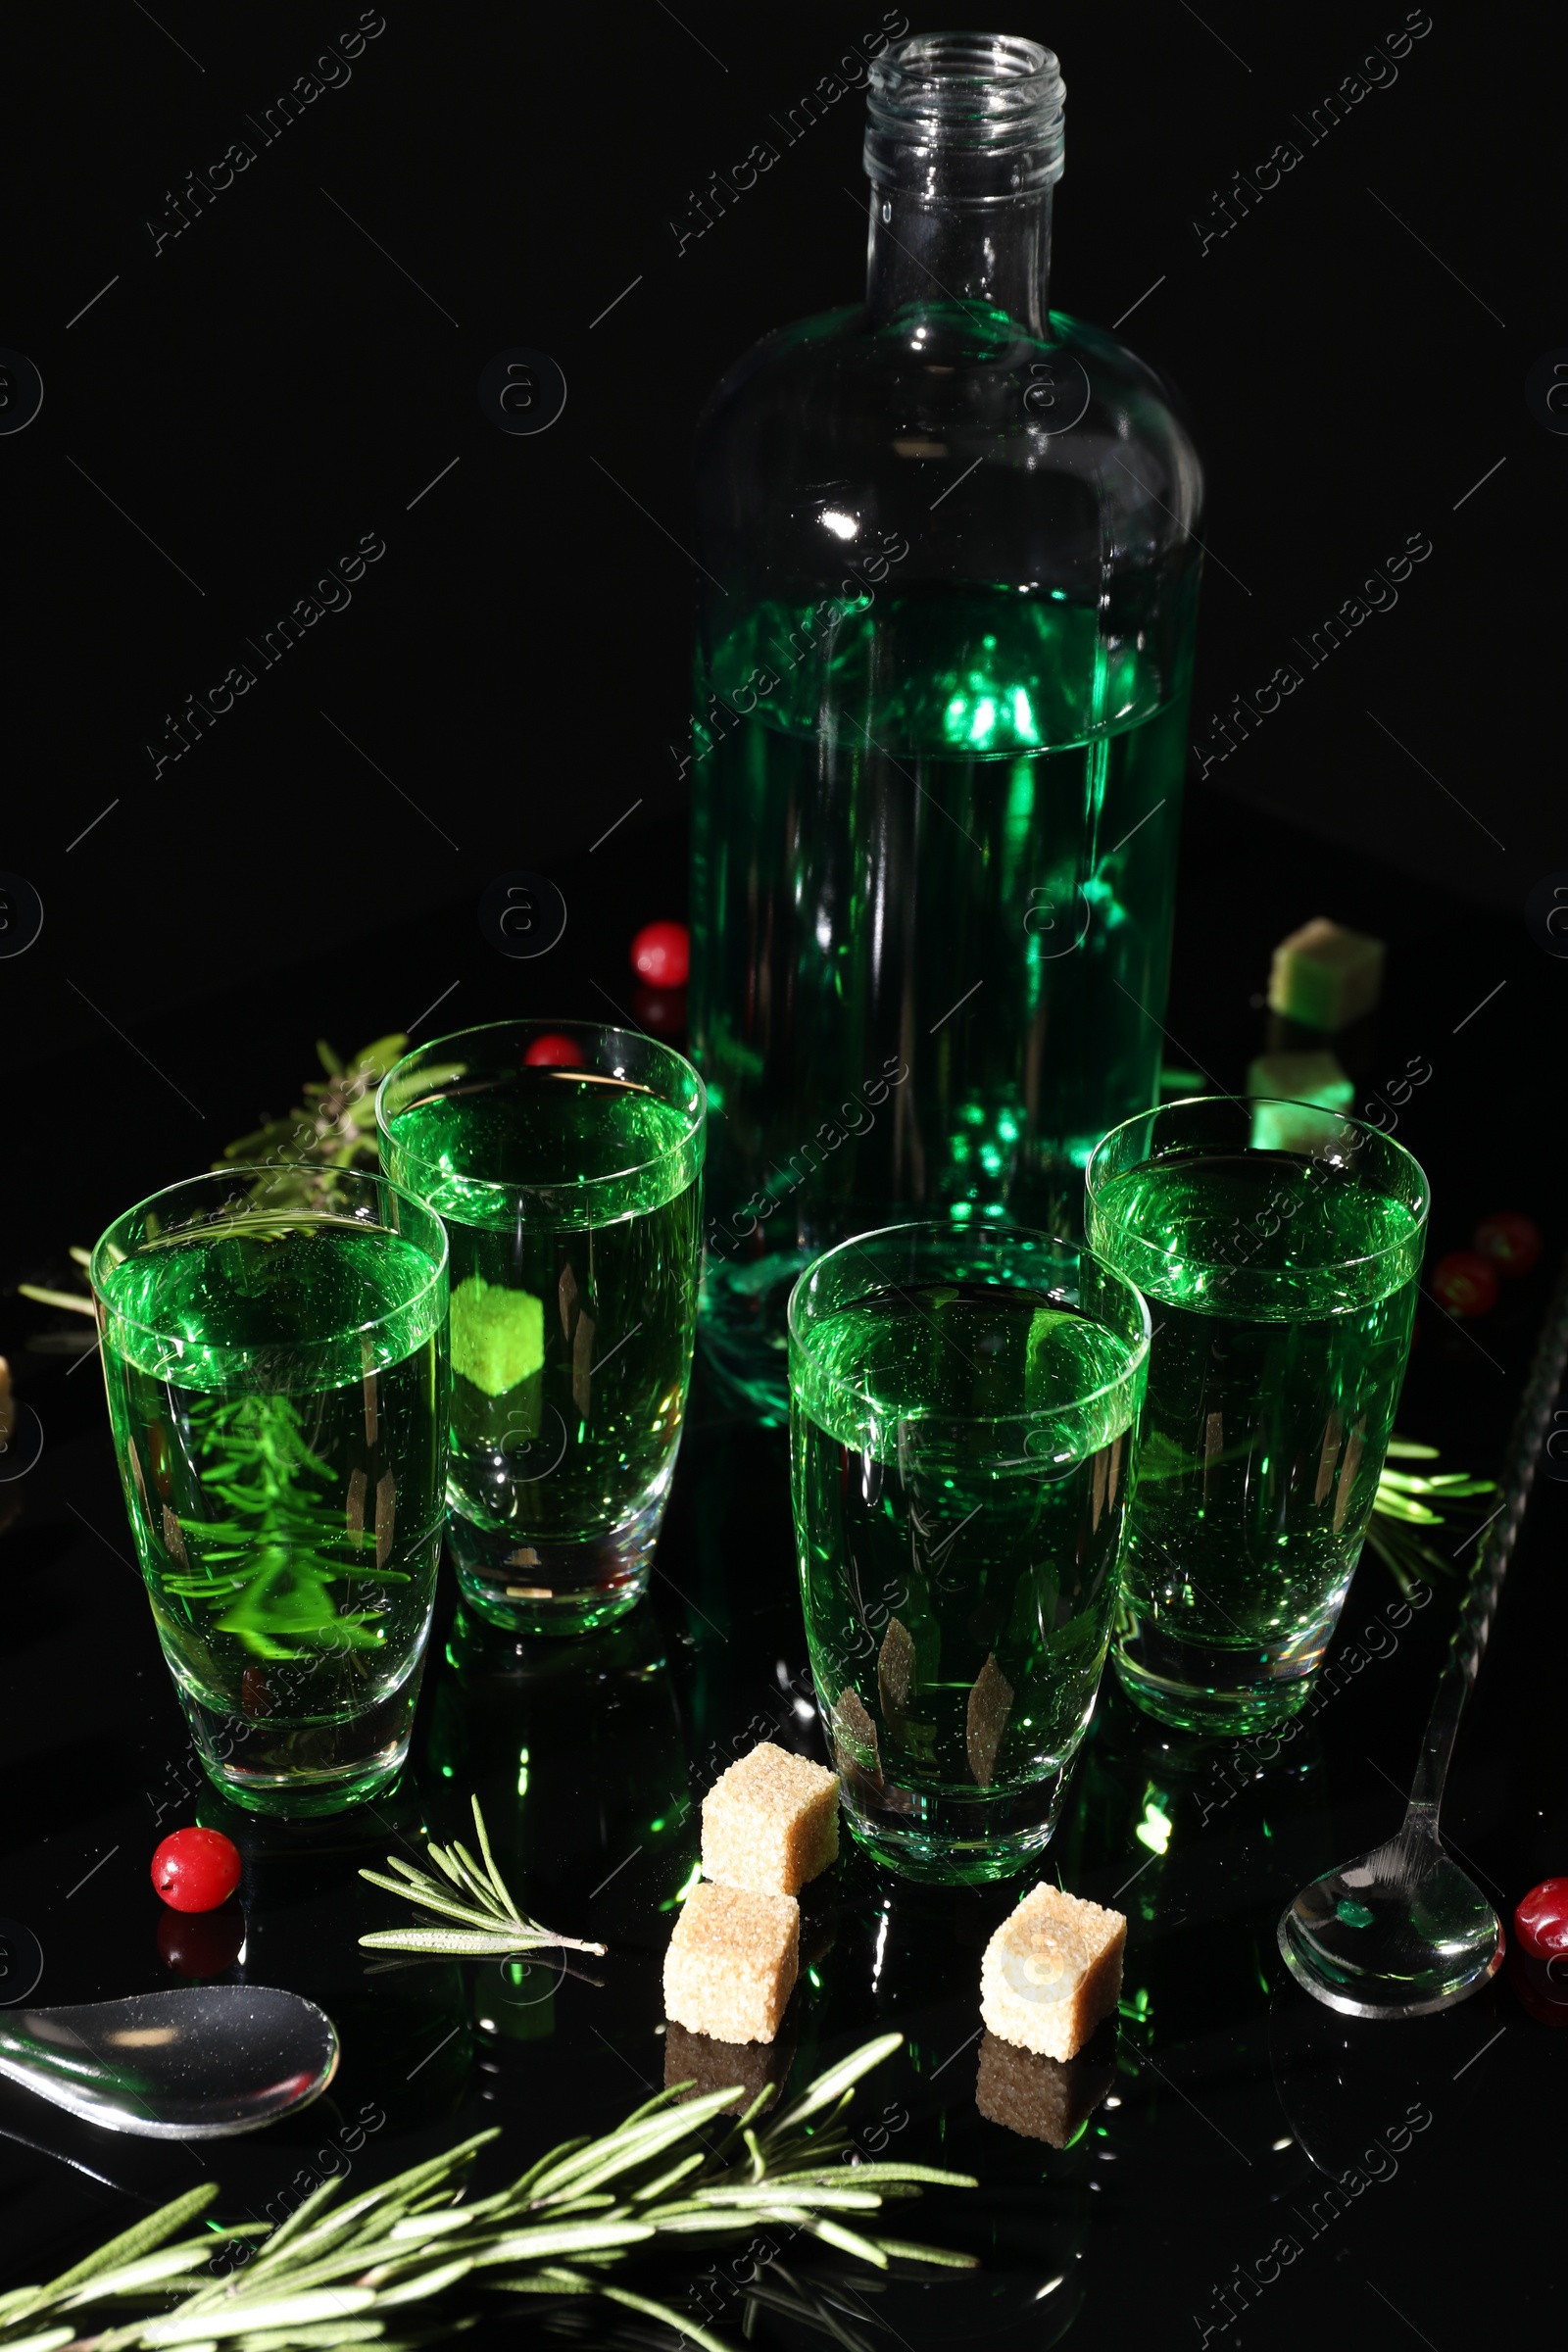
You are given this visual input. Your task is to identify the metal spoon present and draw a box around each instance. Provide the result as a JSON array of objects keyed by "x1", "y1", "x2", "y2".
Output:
[
  {"x1": 0, "y1": 1984, "x2": 339, "y2": 2136},
  {"x1": 1278, "y1": 1252, "x2": 1568, "y2": 2018}
]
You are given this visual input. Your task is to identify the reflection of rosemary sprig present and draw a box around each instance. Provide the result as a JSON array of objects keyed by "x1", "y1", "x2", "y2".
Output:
[
  {"x1": 0, "y1": 2036, "x2": 974, "y2": 2352},
  {"x1": 1366, "y1": 1438, "x2": 1497, "y2": 1596},
  {"x1": 360, "y1": 1795, "x2": 608, "y2": 1960},
  {"x1": 736, "y1": 2262, "x2": 896, "y2": 2352}
]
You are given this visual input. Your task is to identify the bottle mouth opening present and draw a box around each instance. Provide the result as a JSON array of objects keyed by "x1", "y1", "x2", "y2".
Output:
[{"x1": 866, "y1": 31, "x2": 1065, "y2": 192}]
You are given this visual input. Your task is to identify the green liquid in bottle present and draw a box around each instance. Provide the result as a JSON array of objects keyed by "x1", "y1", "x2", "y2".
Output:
[
  {"x1": 1088, "y1": 1148, "x2": 1423, "y2": 1733},
  {"x1": 694, "y1": 588, "x2": 1189, "y2": 1417},
  {"x1": 99, "y1": 1214, "x2": 447, "y2": 1812},
  {"x1": 791, "y1": 1279, "x2": 1141, "y2": 1881}
]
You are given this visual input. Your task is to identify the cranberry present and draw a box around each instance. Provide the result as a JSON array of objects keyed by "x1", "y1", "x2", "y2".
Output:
[
  {"x1": 152, "y1": 1827, "x2": 242, "y2": 1913},
  {"x1": 1509, "y1": 1883, "x2": 1568, "y2": 2023},
  {"x1": 523, "y1": 1032, "x2": 585, "y2": 1069},
  {"x1": 1432, "y1": 1250, "x2": 1499, "y2": 1318},
  {"x1": 1473, "y1": 1213, "x2": 1543, "y2": 1277},
  {"x1": 158, "y1": 1901, "x2": 245, "y2": 1977},
  {"x1": 1515, "y1": 1877, "x2": 1568, "y2": 1960},
  {"x1": 630, "y1": 920, "x2": 690, "y2": 990}
]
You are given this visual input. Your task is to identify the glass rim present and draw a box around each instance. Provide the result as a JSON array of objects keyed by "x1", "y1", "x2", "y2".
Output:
[
  {"x1": 786, "y1": 1216, "x2": 1151, "y2": 1428},
  {"x1": 1085, "y1": 1094, "x2": 1432, "y2": 1283},
  {"x1": 375, "y1": 1017, "x2": 707, "y2": 1200},
  {"x1": 88, "y1": 1164, "x2": 450, "y2": 1348}
]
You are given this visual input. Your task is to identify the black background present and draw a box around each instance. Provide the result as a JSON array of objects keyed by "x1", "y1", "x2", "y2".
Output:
[
  {"x1": 3, "y1": 6, "x2": 1567, "y2": 2346},
  {"x1": 2, "y1": 0, "x2": 1564, "y2": 1092}
]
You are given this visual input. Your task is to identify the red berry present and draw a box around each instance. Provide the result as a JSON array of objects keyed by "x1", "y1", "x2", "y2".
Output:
[
  {"x1": 151, "y1": 1827, "x2": 242, "y2": 1914},
  {"x1": 1510, "y1": 1883, "x2": 1568, "y2": 2022},
  {"x1": 1515, "y1": 1878, "x2": 1568, "y2": 1960},
  {"x1": 630, "y1": 920, "x2": 690, "y2": 990},
  {"x1": 523, "y1": 1032, "x2": 585, "y2": 1069},
  {"x1": 158, "y1": 1901, "x2": 245, "y2": 1977},
  {"x1": 1473, "y1": 1213, "x2": 1543, "y2": 1277},
  {"x1": 1432, "y1": 1250, "x2": 1499, "y2": 1318}
]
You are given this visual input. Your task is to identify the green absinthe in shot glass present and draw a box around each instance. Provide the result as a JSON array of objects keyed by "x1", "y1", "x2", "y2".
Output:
[
  {"x1": 92, "y1": 1169, "x2": 450, "y2": 1816},
  {"x1": 1086, "y1": 1098, "x2": 1428, "y2": 1736},
  {"x1": 378, "y1": 1021, "x2": 705, "y2": 1637},
  {"x1": 789, "y1": 1222, "x2": 1149, "y2": 1883}
]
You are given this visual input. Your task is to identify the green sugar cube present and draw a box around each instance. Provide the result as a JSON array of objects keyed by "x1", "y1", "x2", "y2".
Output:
[{"x1": 449, "y1": 1275, "x2": 544, "y2": 1397}]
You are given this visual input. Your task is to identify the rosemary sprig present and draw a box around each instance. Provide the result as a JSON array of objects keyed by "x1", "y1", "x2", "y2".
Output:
[
  {"x1": 17, "y1": 1244, "x2": 96, "y2": 1319},
  {"x1": 218, "y1": 1032, "x2": 415, "y2": 1214},
  {"x1": 360, "y1": 1796, "x2": 610, "y2": 1960},
  {"x1": 17, "y1": 1034, "x2": 422, "y2": 1324},
  {"x1": 0, "y1": 2034, "x2": 974, "y2": 2351},
  {"x1": 1112, "y1": 1426, "x2": 1495, "y2": 1602},
  {"x1": 1367, "y1": 1437, "x2": 1497, "y2": 1595}
]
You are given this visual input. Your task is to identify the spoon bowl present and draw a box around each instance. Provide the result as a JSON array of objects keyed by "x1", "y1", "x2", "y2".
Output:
[
  {"x1": 0, "y1": 1984, "x2": 339, "y2": 2137},
  {"x1": 1278, "y1": 1810, "x2": 1502, "y2": 2019}
]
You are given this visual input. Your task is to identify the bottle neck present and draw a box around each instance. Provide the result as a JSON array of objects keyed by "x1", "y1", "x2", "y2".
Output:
[{"x1": 865, "y1": 187, "x2": 1053, "y2": 336}]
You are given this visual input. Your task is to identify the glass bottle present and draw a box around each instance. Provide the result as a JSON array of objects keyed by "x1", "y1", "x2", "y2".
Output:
[{"x1": 689, "y1": 31, "x2": 1203, "y2": 1419}]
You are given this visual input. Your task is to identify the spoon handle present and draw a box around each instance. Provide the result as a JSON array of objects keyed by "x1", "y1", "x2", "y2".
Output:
[{"x1": 1410, "y1": 1247, "x2": 1568, "y2": 1815}]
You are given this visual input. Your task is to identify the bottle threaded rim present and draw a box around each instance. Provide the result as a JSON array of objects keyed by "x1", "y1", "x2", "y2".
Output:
[{"x1": 865, "y1": 31, "x2": 1065, "y2": 193}]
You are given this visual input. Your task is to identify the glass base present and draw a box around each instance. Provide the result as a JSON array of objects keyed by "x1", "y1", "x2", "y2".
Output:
[
  {"x1": 1113, "y1": 1621, "x2": 1319, "y2": 1736},
  {"x1": 178, "y1": 1659, "x2": 425, "y2": 1817},
  {"x1": 445, "y1": 1495, "x2": 664, "y2": 1636},
  {"x1": 837, "y1": 1762, "x2": 1070, "y2": 1885}
]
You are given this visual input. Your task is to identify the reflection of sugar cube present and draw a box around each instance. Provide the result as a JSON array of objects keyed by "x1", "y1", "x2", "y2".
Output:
[
  {"x1": 662, "y1": 2015, "x2": 796, "y2": 2112},
  {"x1": 1267, "y1": 917, "x2": 1385, "y2": 1032},
  {"x1": 980, "y1": 1883, "x2": 1126, "y2": 2062},
  {"x1": 1247, "y1": 1051, "x2": 1352, "y2": 1155},
  {"x1": 975, "y1": 2028, "x2": 1116, "y2": 2147},
  {"x1": 663, "y1": 1882, "x2": 799, "y2": 2045},
  {"x1": 702, "y1": 1743, "x2": 839, "y2": 1896}
]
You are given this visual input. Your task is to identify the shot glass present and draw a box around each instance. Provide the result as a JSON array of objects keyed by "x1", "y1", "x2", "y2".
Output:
[
  {"x1": 91, "y1": 1168, "x2": 450, "y2": 1816},
  {"x1": 1086, "y1": 1097, "x2": 1429, "y2": 1735},
  {"x1": 788, "y1": 1221, "x2": 1150, "y2": 1883},
  {"x1": 378, "y1": 1019, "x2": 705, "y2": 1636}
]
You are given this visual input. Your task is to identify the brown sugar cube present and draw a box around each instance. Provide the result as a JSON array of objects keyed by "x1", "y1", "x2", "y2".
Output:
[
  {"x1": 975, "y1": 2030, "x2": 1116, "y2": 2148},
  {"x1": 1267, "y1": 916, "x2": 1385, "y2": 1032},
  {"x1": 663, "y1": 1881, "x2": 799, "y2": 2045},
  {"x1": 662, "y1": 2014, "x2": 797, "y2": 2114},
  {"x1": 702, "y1": 1741, "x2": 839, "y2": 1896},
  {"x1": 980, "y1": 1882, "x2": 1126, "y2": 2062}
]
